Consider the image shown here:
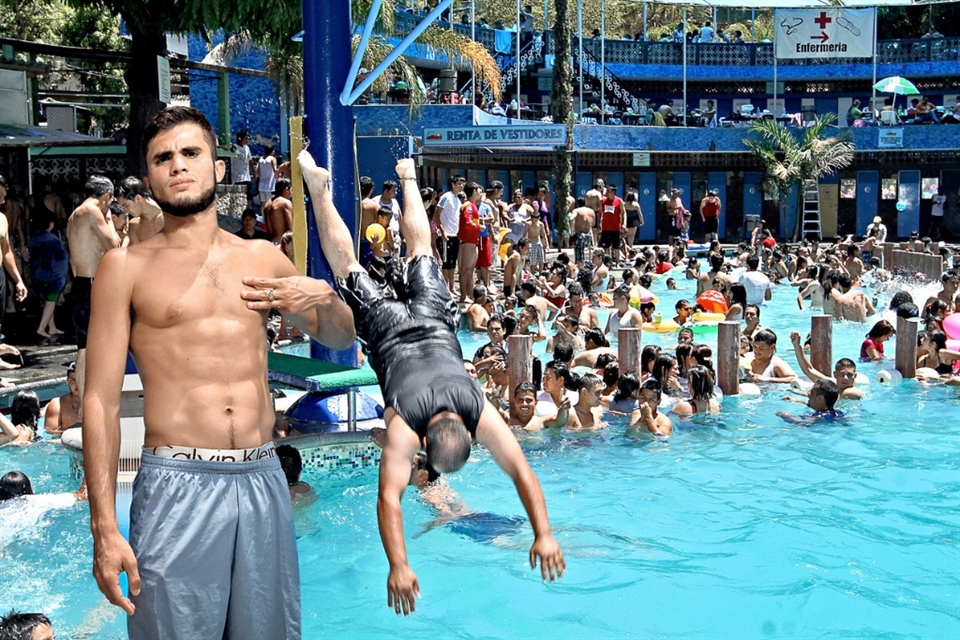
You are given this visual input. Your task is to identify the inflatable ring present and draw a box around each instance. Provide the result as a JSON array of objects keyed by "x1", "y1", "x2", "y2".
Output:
[
  {"x1": 947, "y1": 339, "x2": 960, "y2": 352},
  {"x1": 691, "y1": 323, "x2": 719, "y2": 335},
  {"x1": 655, "y1": 265, "x2": 685, "y2": 281},
  {"x1": 854, "y1": 372, "x2": 870, "y2": 386},
  {"x1": 696, "y1": 290, "x2": 729, "y2": 315},
  {"x1": 691, "y1": 312, "x2": 726, "y2": 323},
  {"x1": 916, "y1": 367, "x2": 942, "y2": 379},
  {"x1": 876, "y1": 369, "x2": 903, "y2": 384},
  {"x1": 642, "y1": 319, "x2": 680, "y2": 333},
  {"x1": 629, "y1": 294, "x2": 659, "y2": 309}
]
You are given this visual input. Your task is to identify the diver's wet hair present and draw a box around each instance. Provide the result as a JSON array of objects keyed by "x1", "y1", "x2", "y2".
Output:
[{"x1": 426, "y1": 415, "x2": 472, "y2": 474}]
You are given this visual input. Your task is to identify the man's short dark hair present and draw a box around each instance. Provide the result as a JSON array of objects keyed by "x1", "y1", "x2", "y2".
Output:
[
  {"x1": 0, "y1": 471, "x2": 33, "y2": 501},
  {"x1": 359, "y1": 176, "x2": 374, "y2": 198},
  {"x1": 117, "y1": 176, "x2": 151, "y2": 201},
  {"x1": 144, "y1": 106, "x2": 218, "y2": 163},
  {"x1": 241, "y1": 208, "x2": 257, "y2": 220},
  {"x1": 274, "y1": 178, "x2": 292, "y2": 198},
  {"x1": 449, "y1": 174, "x2": 464, "y2": 188},
  {"x1": 236, "y1": 129, "x2": 248, "y2": 140},
  {"x1": 835, "y1": 357, "x2": 857, "y2": 371},
  {"x1": 552, "y1": 340, "x2": 574, "y2": 364},
  {"x1": 520, "y1": 281, "x2": 537, "y2": 296},
  {"x1": 753, "y1": 328, "x2": 778, "y2": 346},
  {"x1": 0, "y1": 610, "x2": 51, "y2": 639},
  {"x1": 473, "y1": 283, "x2": 487, "y2": 300},
  {"x1": 584, "y1": 328, "x2": 605, "y2": 349},
  {"x1": 276, "y1": 445, "x2": 303, "y2": 486},
  {"x1": 425, "y1": 415, "x2": 472, "y2": 474},
  {"x1": 376, "y1": 206, "x2": 393, "y2": 221},
  {"x1": 567, "y1": 282, "x2": 583, "y2": 297},
  {"x1": 814, "y1": 379, "x2": 840, "y2": 409},
  {"x1": 84, "y1": 175, "x2": 113, "y2": 199},
  {"x1": 746, "y1": 255, "x2": 760, "y2": 270},
  {"x1": 464, "y1": 182, "x2": 482, "y2": 199},
  {"x1": 578, "y1": 372, "x2": 602, "y2": 391},
  {"x1": 382, "y1": 179, "x2": 398, "y2": 193}
]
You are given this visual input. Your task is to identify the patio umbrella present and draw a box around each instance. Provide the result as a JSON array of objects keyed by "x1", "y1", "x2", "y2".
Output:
[{"x1": 873, "y1": 76, "x2": 919, "y2": 113}]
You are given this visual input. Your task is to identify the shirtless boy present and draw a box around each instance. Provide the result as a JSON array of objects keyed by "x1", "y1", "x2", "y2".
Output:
[
  {"x1": 297, "y1": 150, "x2": 564, "y2": 615},
  {"x1": 263, "y1": 178, "x2": 293, "y2": 242},
  {"x1": 66, "y1": 174, "x2": 121, "y2": 405},
  {"x1": 116, "y1": 177, "x2": 163, "y2": 245},
  {"x1": 502, "y1": 238, "x2": 529, "y2": 298},
  {"x1": 84, "y1": 107, "x2": 356, "y2": 638},
  {"x1": 358, "y1": 176, "x2": 380, "y2": 266},
  {"x1": 788, "y1": 332, "x2": 864, "y2": 400},
  {"x1": 43, "y1": 362, "x2": 80, "y2": 434}
]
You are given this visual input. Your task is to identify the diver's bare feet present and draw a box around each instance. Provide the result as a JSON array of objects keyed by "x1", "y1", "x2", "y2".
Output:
[
  {"x1": 49, "y1": 328, "x2": 64, "y2": 336},
  {"x1": 37, "y1": 329, "x2": 50, "y2": 339},
  {"x1": 0, "y1": 360, "x2": 20, "y2": 370},
  {"x1": 297, "y1": 150, "x2": 329, "y2": 197}
]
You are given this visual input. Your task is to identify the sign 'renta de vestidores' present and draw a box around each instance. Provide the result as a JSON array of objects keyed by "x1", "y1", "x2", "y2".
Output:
[{"x1": 774, "y1": 8, "x2": 876, "y2": 59}]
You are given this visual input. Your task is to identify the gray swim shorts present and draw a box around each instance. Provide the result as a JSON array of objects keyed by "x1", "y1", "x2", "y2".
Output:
[{"x1": 128, "y1": 451, "x2": 301, "y2": 639}]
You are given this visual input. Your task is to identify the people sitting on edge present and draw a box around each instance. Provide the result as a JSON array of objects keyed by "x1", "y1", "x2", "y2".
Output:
[
  {"x1": 297, "y1": 151, "x2": 564, "y2": 614},
  {"x1": 0, "y1": 610, "x2": 55, "y2": 640},
  {"x1": 671, "y1": 365, "x2": 721, "y2": 416},
  {"x1": 860, "y1": 320, "x2": 896, "y2": 361},
  {"x1": 777, "y1": 379, "x2": 844, "y2": 424},
  {"x1": 741, "y1": 329, "x2": 797, "y2": 384},
  {"x1": 786, "y1": 332, "x2": 862, "y2": 400},
  {"x1": 44, "y1": 362, "x2": 80, "y2": 434},
  {"x1": 629, "y1": 378, "x2": 673, "y2": 436},
  {"x1": 566, "y1": 374, "x2": 605, "y2": 430},
  {"x1": 276, "y1": 444, "x2": 314, "y2": 503}
]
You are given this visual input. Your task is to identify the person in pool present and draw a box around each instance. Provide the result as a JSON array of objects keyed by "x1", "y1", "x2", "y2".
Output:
[
  {"x1": 788, "y1": 332, "x2": 864, "y2": 400},
  {"x1": 296, "y1": 150, "x2": 565, "y2": 616},
  {"x1": 629, "y1": 378, "x2": 673, "y2": 436},
  {"x1": 777, "y1": 379, "x2": 844, "y2": 424}
]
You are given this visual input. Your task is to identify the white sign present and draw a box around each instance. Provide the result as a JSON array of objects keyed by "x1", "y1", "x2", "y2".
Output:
[
  {"x1": 423, "y1": 125, "x2": 566, "y2": 148},
  {"x1": 878, "y1": 128, "x2": 903, "y2": 149},
  {"x1": 632, "y1": 152, "x2": 651, "y2": 167},
  {"x1": 157, "y1": 56, "x2": 171, "y2": 105},
  {"x1": 774, "y1": 8, "x2": 875, "y2": 59}
]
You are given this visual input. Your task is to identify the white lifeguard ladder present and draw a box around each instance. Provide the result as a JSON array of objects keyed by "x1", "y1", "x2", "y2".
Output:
[{"x1": 801, "y1": 179, "x2": 822, "y2": 242}]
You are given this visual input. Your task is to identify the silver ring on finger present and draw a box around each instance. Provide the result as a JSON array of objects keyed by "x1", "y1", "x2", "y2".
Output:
[{"x1": 268, "y1": 289, "x2": 275, "y2": 303}]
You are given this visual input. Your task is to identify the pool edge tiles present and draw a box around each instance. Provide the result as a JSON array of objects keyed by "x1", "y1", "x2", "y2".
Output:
[{"x1": 283, "y1": 432, "x2": 381, "y2": 473}]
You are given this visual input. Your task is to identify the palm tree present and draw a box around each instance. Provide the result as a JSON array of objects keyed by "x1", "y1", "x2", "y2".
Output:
[
  {"x1": 206, "y1": 0, "x2": 501, "y2": 115},
  {"x1": 744, "y1": 114, "x2": 855, "y2": 242},
  {"x1": 551, "y1": 0, "x2": 574, "y2": 240}
]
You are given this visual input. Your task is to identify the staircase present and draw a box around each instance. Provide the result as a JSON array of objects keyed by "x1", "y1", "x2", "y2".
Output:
[
  {"x1": 572, "y1": 44, "x2": 646, "y2": 115},
  {"x1": 800, "y1": 179, "x2": 822, "y2": 242}
]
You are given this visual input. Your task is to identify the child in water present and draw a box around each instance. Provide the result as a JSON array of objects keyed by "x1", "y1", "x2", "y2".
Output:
[{"x1": 777, "y1": 379, "x2": 844, "y2": 425}]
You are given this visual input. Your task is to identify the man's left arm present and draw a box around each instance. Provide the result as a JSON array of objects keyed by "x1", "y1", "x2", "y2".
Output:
[
  {"x1": 242, "y1": 249, "x2": 356, "y2": 351},
  {"x1": 475, "y1": 400, "x2": 565, "y2": 582},
  {"x1": 0, "y1": 214, "x2": 26, "y2": 301}
]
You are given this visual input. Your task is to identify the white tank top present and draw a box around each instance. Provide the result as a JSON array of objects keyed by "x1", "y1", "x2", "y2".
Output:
[{"x1": 258, "y1": 157, "x2": 276, "y2": 193}]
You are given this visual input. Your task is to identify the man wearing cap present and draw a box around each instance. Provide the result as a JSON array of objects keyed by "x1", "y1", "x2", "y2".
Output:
[
  {"x1": 598, "y1": 184, "x2": 626, "y2": 265},
  {"x1": 865, "y1": 216, "x2": 887, "y2": 244},
  {"x1": 699, "y1": 189, "x2": 721, "y2": 244}
]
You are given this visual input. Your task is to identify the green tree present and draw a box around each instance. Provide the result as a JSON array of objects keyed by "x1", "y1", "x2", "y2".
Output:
[
  {"x1": 550, "y1": 0, "x2": 573, "y2": 240},
  {"x1": 70, "y1": 0, "x2": 302, "y2": 176},
  {"x1": 744, "y1": 114, "x2": 854, "y2": 242}
]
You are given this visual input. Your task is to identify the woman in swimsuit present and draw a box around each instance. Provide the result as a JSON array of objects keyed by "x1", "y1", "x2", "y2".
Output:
[
  {"x1": 860, "y1": 320, "x2": 896, "y2": 361},
  {"x1": 917, "y1": 330, "x2": 960, "y2": 376},
  {"x1": 724, "y1": 282, "x2": 747, "y2": 322},
  {"x1": 672, "y1": 365, "x2": 721, "y2": 416}
]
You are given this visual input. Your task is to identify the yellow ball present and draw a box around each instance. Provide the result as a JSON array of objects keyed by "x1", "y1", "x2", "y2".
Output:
[{"x1": 365, "y1": 223, "x2": 386, "y2": 244}]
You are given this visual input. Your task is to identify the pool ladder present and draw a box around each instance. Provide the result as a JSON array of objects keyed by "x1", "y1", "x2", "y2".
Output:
[{"x1": 801, "y1": 179, "x2": 822, "y2": 241}]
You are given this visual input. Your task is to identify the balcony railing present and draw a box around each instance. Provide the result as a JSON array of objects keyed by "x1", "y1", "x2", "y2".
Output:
[{"x1": 391, "y1": 10, "x2": 960, "y2": 68}]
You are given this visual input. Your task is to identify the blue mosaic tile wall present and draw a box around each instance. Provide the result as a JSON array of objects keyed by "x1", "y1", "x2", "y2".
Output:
[
  {"x1": 296, "y1": 441, "x2": 381, "y2": 474},
  {"x1": 607, "y1": 60, "x2": 958, "y2": 82},
  {"x1": 187, "y1": 33, "x2": 282, "y2": 156}
]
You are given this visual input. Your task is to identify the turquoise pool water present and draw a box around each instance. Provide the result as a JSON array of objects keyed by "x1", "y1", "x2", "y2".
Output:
[{"x1": 1, "y1": 275, "x2": 958, "y2": 638}]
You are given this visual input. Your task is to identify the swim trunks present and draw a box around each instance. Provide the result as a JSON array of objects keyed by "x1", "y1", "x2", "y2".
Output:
[
  {"x1": 128, "y1": 451, "x2": 300, "y2": 639},
  {"x1": 71, "y1": 277, "x2": 93, "y2": 349},
  {"x1": 527, "y1": 241, "x2": 544, "y2": 266},
  {"x1": 574, "y1": 232, "x2": 592, "y2": 264},
  {"x1": 338, "y1": 255, "x2": 484, "y2": 436}
]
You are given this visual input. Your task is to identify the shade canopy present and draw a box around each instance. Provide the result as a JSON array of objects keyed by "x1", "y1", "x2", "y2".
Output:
[{"x1": 873, "y1": 76, "x2": 920, "y2": 95}]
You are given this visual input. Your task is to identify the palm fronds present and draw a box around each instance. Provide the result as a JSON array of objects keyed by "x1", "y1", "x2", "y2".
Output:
[{"x1": 416, "y1": 26, "x2": 502, "y2": 102}]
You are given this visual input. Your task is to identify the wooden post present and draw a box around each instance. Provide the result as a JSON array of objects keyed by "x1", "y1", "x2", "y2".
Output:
[
  {"x1": 717, "y1": 321, "x2": 740, "y2": 396},
  {"x1": 810, "y1": 315, "x2": 833, "y2": 376},
  {"x1": 881, "y1": 242, "x2": 893, "y2": 270},
  {"x1": 508, "y1": 334, "x2": 534, "y2": 407},
  {"x1": 617, "y1": 328, "x2": 642, "y2": 376},
  {"x1": 895, "y1": 317, "x2": 920, "y2": 379}
]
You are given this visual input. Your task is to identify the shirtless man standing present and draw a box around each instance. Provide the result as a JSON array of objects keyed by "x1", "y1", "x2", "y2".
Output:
[
  {"x1": 585, "y1": 179, "x2": 604, "y2": 244},
  {"x1": 116, "y1": 177, "x2": 163, "y2": 245},
  {"x1": 832, "y1": 274, "x2": 875, "y2": 323},
  {"x1": 66, "y1": 175, "x2": 120, "y2": 404},
  {"x1": 0, "y1": 175, "x2": 28, "y2": 369},
  {"x1": 84, "y1": 107, "x2": 356, "y2": 638},
  {"x1": 571, "y1": 197, "x2": 595, "y2": 265},
  {"x1": 263, "y1": 178, "x2": 293, "y2": 243},
  {"x1": 523, "y1": 199, "x2": 549, "y2": 275},
  {"x1": 358, "y1": 176, "x2": 380, "y2": 267},
  {"x1": 502, "y1": 238, "x2": 529, "y2": 298}
]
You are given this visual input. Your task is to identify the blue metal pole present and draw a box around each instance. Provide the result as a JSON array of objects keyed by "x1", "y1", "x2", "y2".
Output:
[{"x1": 303, "y1": 0, "x2": 359, "y2": 367}]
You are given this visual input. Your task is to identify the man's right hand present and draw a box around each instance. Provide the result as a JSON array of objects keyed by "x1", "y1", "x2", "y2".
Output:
[
  {"x1": 387, "y1": 564, "x2": 420, "y2": 615},
  {"x1": 93, "y1": 531, "x2": 140, "y2": 615},
  {"x1": 789, "y1": 331, "x2": 802, "y2": 345}
]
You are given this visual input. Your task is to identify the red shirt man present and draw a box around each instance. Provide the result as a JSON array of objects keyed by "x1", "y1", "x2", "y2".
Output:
[{"x1": 598, "y1": 184, "x2": 626, "y2": 261}]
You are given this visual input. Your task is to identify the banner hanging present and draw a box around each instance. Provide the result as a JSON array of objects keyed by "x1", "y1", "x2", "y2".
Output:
[{"x1": 774, "y1": 8, "x2": 875, "y2": 59}]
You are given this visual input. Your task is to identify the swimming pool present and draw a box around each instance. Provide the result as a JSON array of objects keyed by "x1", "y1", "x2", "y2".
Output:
[{"x1": 1, "y1": 274, "x2": 958, "y2": 638}]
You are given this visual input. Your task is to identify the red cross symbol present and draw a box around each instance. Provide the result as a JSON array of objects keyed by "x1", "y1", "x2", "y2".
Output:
[{"x1": 814, "y1": 12, "x2": 832, "y2": 30}]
